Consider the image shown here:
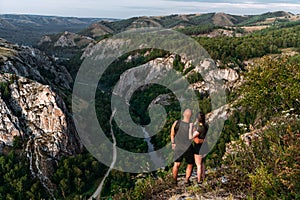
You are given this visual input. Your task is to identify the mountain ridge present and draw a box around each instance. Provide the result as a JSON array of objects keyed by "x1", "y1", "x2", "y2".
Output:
[
  {"x1": 80, "y1": 11, "x2": 298, "y2": 38},
  {"x1": 0, "y1": 14, "x2": 116, "y2": 46},
  {"x1": 1, "y1": 11, "x2": 299, "y2": 46},
  {"x1": 0, "y1": 10, "x2": 299, "y2": 199}
]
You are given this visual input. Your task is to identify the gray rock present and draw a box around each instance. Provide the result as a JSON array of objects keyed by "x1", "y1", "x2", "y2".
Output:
[{"x1": 0, "y1": 39, "x2": 73, "y2": 90}]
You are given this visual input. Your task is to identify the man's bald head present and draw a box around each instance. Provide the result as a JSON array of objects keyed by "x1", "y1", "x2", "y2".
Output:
[{"x1": 183, "y1": 109, "x2": 192, "y2": 122}]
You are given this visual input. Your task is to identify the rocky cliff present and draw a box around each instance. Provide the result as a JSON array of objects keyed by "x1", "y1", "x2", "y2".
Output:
[
  {"x1": 114, "y1": 53, "x2": 239, "y2": 97},
  {"x1": 0, "y1": 39, "x2": 81, "y2": 194},
  {"x1": 0, "y1": 38, "x2": 73, "y2": 90}
]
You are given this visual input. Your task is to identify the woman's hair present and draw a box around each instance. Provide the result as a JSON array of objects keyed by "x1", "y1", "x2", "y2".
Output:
[{"x1": 196, "y1": 112, "x2": 205, "y2": 124}]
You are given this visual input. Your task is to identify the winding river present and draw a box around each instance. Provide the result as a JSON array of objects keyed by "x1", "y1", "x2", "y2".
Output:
[
  {"x1": 142, "y1": 127, "x2": 164, "y2": 170},
  {"x1": 90, "y1": 125, "x2": 163, "y2": 200}
]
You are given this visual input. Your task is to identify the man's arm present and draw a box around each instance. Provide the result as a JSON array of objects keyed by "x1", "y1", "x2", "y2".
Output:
[
  {"x1": 189, "y1": 123, "x2": 194, "y2": 140},
  {"x1": 170, "y1": 121, "x2": 178, "y2": 150}
]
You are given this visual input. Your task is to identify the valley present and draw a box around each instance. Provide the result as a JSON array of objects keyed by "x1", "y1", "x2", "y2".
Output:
[{"x1": 0, "y1": 10, "x2": 299, "y2": 200}]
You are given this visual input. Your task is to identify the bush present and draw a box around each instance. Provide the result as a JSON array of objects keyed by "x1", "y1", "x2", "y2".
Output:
[
  {"x1": 222, "y1": 118, "x2": 300, "y2": 199},
  {"x1": 237, "y1": 55, "x2": 300, "y2": 125},
  {"x1": 0, "y1": 81, "x2": 10, "y2": 100},
  {"x1": 12, "y1": 136, "x2": 23, "y2": 149}
]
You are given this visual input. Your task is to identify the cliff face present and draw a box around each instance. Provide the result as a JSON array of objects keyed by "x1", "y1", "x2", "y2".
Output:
[
  {"x1": 0, "y1": 38, "x2": 73, "y2": 90},
  {"x1": 114, "y1": 53, "x2": 240, "y2": 97},
  {"x1": 37, "y1": 31, "x2": 95, "y2": 61},
  {"x1": 0, "y1": 39, "x2": 81, "y2": 193}
]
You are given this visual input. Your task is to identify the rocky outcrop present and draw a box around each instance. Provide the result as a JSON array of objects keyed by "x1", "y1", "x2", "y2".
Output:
[
  {"x1": 0, "y1": 93, "x2": 22, "y2": 146},
  {"x1": 39, "y1": 31, "x2": 94, "y2": 48},
  {"x1": 113, "y1": 53, "x2": 240, "y2": 98},
  {"x1": 38, "y1": 35, "x2": 52, "y2": 46},
  {"x1": 113, "y1": 55, "x2": 175, "y2": 101},
  {"x1": 0, "y1": 39, "x2": 82, "y2": 195},
  {"x1": 0, "y1": 38, "x2": 73, "y2": 90},
  {"x1": 223, "y1": 108, "x2": 299, "y2": 160},
  {"x1": 0, "y1": 73, "x2": 81, "y2": 193},
  {"x1": 54, "y1": 31, "x2": 77, "y2": 47},
  {"x1": 37, "y1": 31, "x2": 95, "y2": 62},
  {"x1": 206, "y1": 104, "x2": 231, "y2": 124},
  {"x1": 192, "y1": 59, "x2": 240, "y2": 93}
]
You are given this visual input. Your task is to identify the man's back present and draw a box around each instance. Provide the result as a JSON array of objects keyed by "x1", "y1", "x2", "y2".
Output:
[{"x1": 174, "y1": 120, "x2": 192, "y2": 150}]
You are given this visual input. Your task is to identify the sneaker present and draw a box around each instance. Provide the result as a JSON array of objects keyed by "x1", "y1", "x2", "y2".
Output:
[
  {"x1": 184, "y1": 180, "x2": 192, "y2": 186},
  {"x1": 171, "y1": 179, "x2": 178, "y2": 186},
  {"x1": 196, "y1": 180, "x2": 203, "y2": 185}
]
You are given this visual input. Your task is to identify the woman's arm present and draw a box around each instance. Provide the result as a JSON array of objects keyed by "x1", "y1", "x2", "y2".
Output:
[
  {"x1": 193, "y1": 126, "x2": 204, "y2": 144},
  {"x1": 193, "y1": 130, "x2": 199, "y2": 138},
  {"x1": 194, "y1": 137, "x2": 204, "y2": 144}
]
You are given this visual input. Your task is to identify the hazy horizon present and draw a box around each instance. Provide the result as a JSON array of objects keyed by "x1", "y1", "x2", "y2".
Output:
[
  {"x1": 1, "y1": 0, "x2": 300, "y2": 19},
  {"x1": 0, "y1": 10, "x2": 299, "y2": 20}
]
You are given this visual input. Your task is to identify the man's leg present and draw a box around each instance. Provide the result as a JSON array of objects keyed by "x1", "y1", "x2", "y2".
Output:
[
  {"x1": 185, "y1": 147, "x2": 194, "y2": 183},
  {"x1": 172, "y1": 162, "x2": 181, "y2": 182}
]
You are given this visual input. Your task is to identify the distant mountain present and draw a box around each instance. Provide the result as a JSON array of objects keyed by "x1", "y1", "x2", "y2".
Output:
[
  {"x1": 1, "y1": 11, "x2": 298, "y2": 46},
  {"x1": 38, "y1": 11, "x2": 296, "y2": 49},
  {"x1": 35, "y1": 11, "x2": 300, "y2": 77},
  {"x1": 0, "y1": 14, "x2": 116, "y2": 45},
  {"x1": 80, "y1": 11, "x2": 298, "y2": 39}
]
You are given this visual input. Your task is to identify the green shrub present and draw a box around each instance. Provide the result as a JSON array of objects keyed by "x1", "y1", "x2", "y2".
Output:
[
  {"x1": 0, "y1": 81, "x2": 10, "y2": 100},
  {"x1": 237, "y1": 55, "x2": 300, "y2": 125},
  {"x1": 12, "y1": 136, "x2": 23, "y2": 149},
  {"x1": 223, "y1": 118, "x2": 300, "y2": 199}
]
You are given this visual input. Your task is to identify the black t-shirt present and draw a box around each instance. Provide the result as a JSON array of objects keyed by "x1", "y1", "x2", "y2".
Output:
[
  {"x1": 194, "y1": 122, "x2": 208, "y2": 139},
  {"x1": 174, "y1": 120, "x2": 191, "y2": 150}
]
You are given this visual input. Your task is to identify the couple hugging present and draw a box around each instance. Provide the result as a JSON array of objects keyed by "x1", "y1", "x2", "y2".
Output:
[{"x1": 170, "y1": 109, "x2": 209, "y2": 186}]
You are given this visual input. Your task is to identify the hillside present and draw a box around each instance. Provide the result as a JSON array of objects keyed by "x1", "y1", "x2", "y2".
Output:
[
  {"x1": 0, "y1": 38, "x2": 85, "y2": 197},
  {"x1": 35, "y1": 11, "x2": 300, "y2": 66},
  {"x1": 0, "y1": 10, "x2": 299, "y2": 200},
  {"x1": 0, "y1": 14, "x2": 115, "y2": 46},
  {"x1": 1, "y1": 11, "x2": 299, "y2": 48},
  {"x1": 79, "y1": 11, "x2": 300, "y2": 38}
]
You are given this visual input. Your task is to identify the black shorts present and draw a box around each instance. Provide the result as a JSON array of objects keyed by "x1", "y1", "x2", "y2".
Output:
[
  {"x1": 174, "y1": 145, "x2": 194, "y2": 164},
  {"x1": 194, "y1": 142, "x2": 209, "y2": 156}
]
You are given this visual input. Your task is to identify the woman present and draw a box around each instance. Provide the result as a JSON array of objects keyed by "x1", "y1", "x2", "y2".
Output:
[{"x1": 192, "y1": 112, "x2": 209, "y2": 184}]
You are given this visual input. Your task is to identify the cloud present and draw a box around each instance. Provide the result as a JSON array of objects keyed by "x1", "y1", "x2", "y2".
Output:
[
  {"x1": 165, "y1": 0, "x2": 299, "y2": 3},
  {"x1": 0, "y1": 0, "x2": 300, "y2": 18}
]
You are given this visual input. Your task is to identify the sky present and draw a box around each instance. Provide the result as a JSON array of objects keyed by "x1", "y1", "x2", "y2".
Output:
[{"x1": 1, "y1": 0, "x2": 300, "y2": 19}]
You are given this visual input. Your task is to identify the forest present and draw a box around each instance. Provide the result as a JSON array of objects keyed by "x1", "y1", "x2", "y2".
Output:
[{"x1": 0, "y1": 22, "x2": 299, "y2": 199}]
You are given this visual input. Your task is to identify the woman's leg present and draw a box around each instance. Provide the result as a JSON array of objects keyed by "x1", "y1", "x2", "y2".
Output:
[
  {"x1": 194, "y1": 154, "x2": 202, "y2": 183},
  {"x1": 201, "y1": 155, "x2": 206, "y2": 181}
]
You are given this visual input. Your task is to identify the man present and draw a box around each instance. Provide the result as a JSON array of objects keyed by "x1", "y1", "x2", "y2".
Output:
[{"x1": 170, "y1": 108, "x2": 194, "y2": 185}]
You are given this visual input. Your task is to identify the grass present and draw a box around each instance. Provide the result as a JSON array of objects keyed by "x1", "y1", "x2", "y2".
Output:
[{"x1": 0, "y1": 47, "x2": 16, "y2": 58}]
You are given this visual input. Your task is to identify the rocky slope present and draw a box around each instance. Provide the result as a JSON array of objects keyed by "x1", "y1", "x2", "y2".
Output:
[
  {"x1": 114, "y1": 53, "x2": 239, "y2": 96},
  {"x1": 0, "y1": 39, "x2": 81, "y2": 194},
  {"x1": 36, "y1": 11, "x2": 300, "y2": 61},
  {"x1": 0, "y1": 14, "x2": 114, "y2": 45},
  {"x1": 2, "y1": 12, "x2": 296, "y2": 47},
  {"x1": 37, "y1": 31, "x2": 96, "y2": 62},
  {"x1": 79, "y1": 11, "x2": 297, "y2": 39},
  {"x1": 0, "y1": 38, "x2": 73, "y2": 90}
]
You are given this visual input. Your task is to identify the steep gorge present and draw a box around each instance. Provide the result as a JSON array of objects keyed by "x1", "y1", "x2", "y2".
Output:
[{"x1": 0, "y1": 39, "x2": 82, "y2": 195}]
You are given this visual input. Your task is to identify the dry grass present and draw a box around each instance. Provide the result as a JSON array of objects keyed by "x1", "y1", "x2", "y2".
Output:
[
  {"x1": 242, "y1": 25, "x2": 269, "y2": 32},
  {"x1": 257, "y1": 14, "x2": 300, "y2": 25},
  {"x1": 0, "y1": 46, "x2": 16, "y2": 58},
  {"x1": 212, "y1": 13, "x2": 235, "y2": 26}
]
